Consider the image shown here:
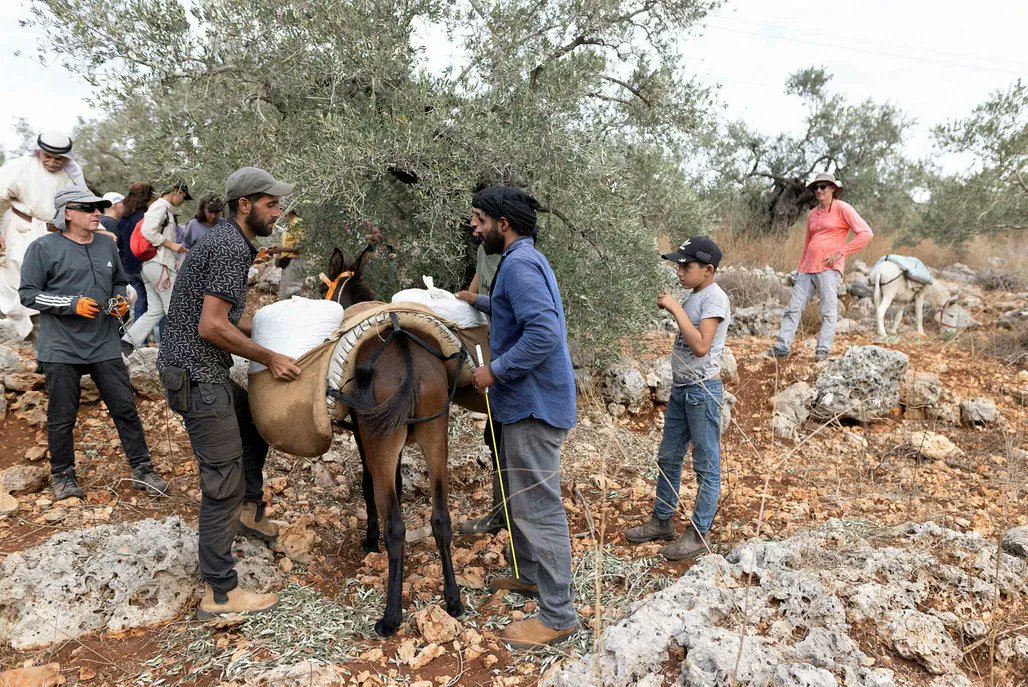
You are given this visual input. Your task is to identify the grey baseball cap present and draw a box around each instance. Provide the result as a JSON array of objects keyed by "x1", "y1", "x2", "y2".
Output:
[
  {"x1": 52, "y1": 186, "x2": 111, "y2": 230},
  {"x1": 225, "y1": 166, "x2": 295, "y2": 201}
]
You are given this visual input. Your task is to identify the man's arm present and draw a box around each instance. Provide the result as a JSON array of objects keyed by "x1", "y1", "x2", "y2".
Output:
[
  {"x1": 197, "y1": 295, "x2": 300, "y2": 380},
  {"x1": 18, "y1": 242, "x2": 80, "y2": 315},
  {"x1": 489, "y1": 261, "x2": 560, "y2": 381}
]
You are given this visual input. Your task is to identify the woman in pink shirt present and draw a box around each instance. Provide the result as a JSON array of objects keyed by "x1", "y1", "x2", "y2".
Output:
[{"x1": 766, "y1": 172, "x2": 873, "y2": 360}]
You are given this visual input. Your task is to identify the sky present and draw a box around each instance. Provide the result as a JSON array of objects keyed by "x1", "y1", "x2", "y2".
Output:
[{"x1": 2, "y1": 0, "x2": 1025, "y2": 173}]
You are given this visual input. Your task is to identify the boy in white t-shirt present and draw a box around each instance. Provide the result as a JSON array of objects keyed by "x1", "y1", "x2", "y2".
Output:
[{"x1": 625, "y1": 236, "x2": 731, "y2": 561}]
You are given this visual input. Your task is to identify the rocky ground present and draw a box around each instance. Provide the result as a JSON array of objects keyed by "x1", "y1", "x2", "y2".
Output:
[{"x1": 0, "y1": 259, "x2": 1025, "y2": 687}]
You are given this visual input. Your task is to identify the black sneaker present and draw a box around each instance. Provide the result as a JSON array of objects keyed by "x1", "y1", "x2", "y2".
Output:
[
  {"x1": 132, "y1": 464, "x2": 169, "y2": 495},
  {"x1": 51, "y1": 471, "x2": 86, "y2": 501},
  {"x1": 814, "y1": 349, "x2": 830, "y2": 361},
  {"x1": 763, "y1": 348, "x2": 790, "y2": 359}
]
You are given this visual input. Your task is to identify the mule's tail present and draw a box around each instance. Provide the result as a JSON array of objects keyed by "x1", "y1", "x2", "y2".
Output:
[
  {"x1": 352, "y1": 337, "x2": 419, "y2": 436},
  {"x1": 872, "y1": 267, "x2": 883, "y2": 308}
]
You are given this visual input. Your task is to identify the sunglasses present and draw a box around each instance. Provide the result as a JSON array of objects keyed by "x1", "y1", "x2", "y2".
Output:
[
  {"x1": 813, "y1": 183, "x2": 834, "y2": 191},
  {"x1": 66, "y1": 203, "x2": 103, "y2": 213}
]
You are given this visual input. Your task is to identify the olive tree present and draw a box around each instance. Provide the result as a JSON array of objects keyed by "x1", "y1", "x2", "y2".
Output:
[
  {"x1": 708, "y1": 67, "x2": 918, "y2": 233},
  {"x1": 25, "y1": 0, "x2": 718, "y2": 349},
  {"x1": 910, "y1": 79, "x2": 1027, "y2": 245}
]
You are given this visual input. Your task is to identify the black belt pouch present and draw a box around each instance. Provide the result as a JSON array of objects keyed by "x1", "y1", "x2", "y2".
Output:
[{"x1": 160, "y1": 366, "x2": 190, "y2": 414}]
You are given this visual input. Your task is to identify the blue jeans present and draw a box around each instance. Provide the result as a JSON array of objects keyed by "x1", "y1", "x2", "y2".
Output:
[{"x1": 653, "y1": 380, "x2": 722, "y2": 532}]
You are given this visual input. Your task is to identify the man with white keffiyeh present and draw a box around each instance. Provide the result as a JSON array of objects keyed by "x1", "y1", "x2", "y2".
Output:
[{"x1": 0, "y1": 130, "x2": 87, "y2": 340}]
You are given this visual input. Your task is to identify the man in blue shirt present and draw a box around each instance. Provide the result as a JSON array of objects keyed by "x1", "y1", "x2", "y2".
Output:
[{"x1": 470, "y1": 186, "x2": 578, "y2": 649}]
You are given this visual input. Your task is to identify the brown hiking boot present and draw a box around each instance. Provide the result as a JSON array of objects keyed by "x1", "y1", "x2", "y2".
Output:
[
  {"x1": 625, "y1": 515, "x2": 675, "y2": 543},
  {"x1": 501, "y1": 617, "x2": 577, "y2": 649},
  {"x1": 197, "y1": 584, "x2": 279, "y2": 619},
  {"x1": 487, "y1": 576, "x2": 539, "y2": 598},
  {"x1": 239, "y1": 500, "x2": 279, "y2": 542},
  {"x1": 661, "y1": 527, "x2": 710, "y2": 561}
]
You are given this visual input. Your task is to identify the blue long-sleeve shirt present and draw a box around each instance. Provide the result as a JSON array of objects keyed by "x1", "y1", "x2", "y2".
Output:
[{"x1": 488, "y1": 237, "x2": 576, "y2": 429}]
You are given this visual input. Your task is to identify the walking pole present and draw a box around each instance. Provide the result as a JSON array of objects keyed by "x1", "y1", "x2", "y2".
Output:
[{"x1": 476, "y1": 344, "x2": 520, "y2": 579}]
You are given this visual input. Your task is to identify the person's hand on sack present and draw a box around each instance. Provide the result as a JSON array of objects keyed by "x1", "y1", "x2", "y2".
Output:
[
  {"x1": 455, "y1": 290, "x2": 476, "y2": 305},
  {"x1": 75, "y1": 297, "x2": 101, "y2": 319},
  {"x1": 268, "y1": 352, "x2": 302, "y2": 381}
]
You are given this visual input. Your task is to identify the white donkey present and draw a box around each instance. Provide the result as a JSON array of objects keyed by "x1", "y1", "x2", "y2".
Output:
[{"x1": 870, "y1": 259, "x2": 952, "y2": 337}]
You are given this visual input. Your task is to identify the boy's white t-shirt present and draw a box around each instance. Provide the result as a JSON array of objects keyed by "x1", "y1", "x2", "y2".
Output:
[{"x1": 671, "y1": 282, "x2": 732, "y2": 386}]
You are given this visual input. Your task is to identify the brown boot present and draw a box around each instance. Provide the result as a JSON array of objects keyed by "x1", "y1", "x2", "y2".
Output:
[
  {"x1": 239, "y1": 500, "x2": 279, "y2": 542},
  {"x1": 197, "y1": 584, "x2": 279, "y2": 619},
  {"x1": 625, "y1": 515, "x2": 675, "y2": 543},
  {"x1": 501, "y1": 617, "x2": 577, "y2": 649},
  {"x1": 487, "y1": 576, "x2": 539, "y2": 598},
  {"x1": 661, "y1": 526, "x2": 710, "y2": 561}
]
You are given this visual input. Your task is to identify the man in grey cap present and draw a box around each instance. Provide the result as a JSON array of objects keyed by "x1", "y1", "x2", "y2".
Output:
[
  {"x1": 19, "y1": 186, "x2": 169, "y2": 500},
  {"x1": 158, "y1": 166, "x2": 301, "y2": 618}
]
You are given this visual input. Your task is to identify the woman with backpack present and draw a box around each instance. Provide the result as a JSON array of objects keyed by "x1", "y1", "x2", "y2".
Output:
[
  {"x1": 121, "y1": 182, "x2": 191, "y2": 356},
  {"x1": 117, "y1": 183, "x2": 155, "y2": 321}
]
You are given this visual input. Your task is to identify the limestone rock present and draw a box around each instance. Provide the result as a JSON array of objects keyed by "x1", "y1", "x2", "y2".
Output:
[
  {"x1": 809, "y1": 346, "x2": 908, "y2": 422},
  {"x1": 845, "y1": 273, "x2": 873, "y2": 299},
  {"x1": 0, "y1": 382, "x2": 5, "y2": 421},
  {"x1": 940, "y1": 263, "x2": 976, "y2": 283},
  {"x1": 0, "y1": 318, "x2": 22, "y2": 345},
  {"x1": 0, "y1": 345, "x2": 27, "y2": 377},
  {"x1": 241, "y1": 662, "x2": 343, "y2": 687},
  {"x1": 901, "y1": 371, "x2": 942, "y2": 408},
  {"x1": 567, "y1": 340, "x2": 595, "y2": 369},
  {"x1": 0, "y1": 464, "x2": 49, "y2": 494},
  {"x1": 601, "y1": 363, "x2": 648, "y2": 410},
  {"x1": 926, "y1": 402, "x2": 961, "y2": 426},
  {"x1": 720, "y1": 346, "x2": 737, "y2": 383},
  {"x1": 720, "y1": 390, "x2": 737, "y2": 435},
  {"x1": 414, "y1": 604, "x2": 462, "y2": 643},
  {"x1": 271, "y1": 516, "x2": 317, "y2": 564},
  {"x1": 771, "y1": 382, "x2": 811, "y2": 440},
  {"x1": 1003, "y1": 526, "x2": 1028, "y2": 558},
  {"x1": 0, "y1": 516, "x2": 277, "y2": 650},
  {"x1": 643, "y1": 357, "x2": 672, "y2": 404},
  {"x1": 887, "y1": 609, "x2": 961, "y2": 675},
  {"x1": 14, "y1": 390, "x2": 47, "y2": 426},
  {"x1": 729, "y1": 300, "x2": 783, "y2": 338},
  {"x1": 959, "y1": 398, "x2": 999, "y2": 426},
  {"x1": 996, "y1": 635, "x2": 1028, "y2": 664},
  {"x1": 4, "y1": 373, "x2": 44, "y2": 392},
  {"x1": 125, "y1": 348, "x2": 164, "y2": 400},
  {"x1": 0, "y1": 492, "x2": 18, "y2": 515},
  {"x1": 908, "y1": 431, "x2": 963, "y2": 461}
]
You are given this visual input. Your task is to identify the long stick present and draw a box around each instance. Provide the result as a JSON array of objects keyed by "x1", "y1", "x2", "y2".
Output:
[{"x1": 476, "y1": 344, "x2": 519, "y2": 579}]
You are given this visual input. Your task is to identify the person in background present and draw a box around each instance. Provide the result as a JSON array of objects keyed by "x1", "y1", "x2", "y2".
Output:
[
  {"x1": 116, "y1": 183, "x2": 155, "y2": 321},
  {"x1": 98, "y1": 192, "x2": 124, "y2": 243},
  {"x1": 274, "y1": 209, "x2": 306, "y2": 300},
  {"x1": 19, "y1": 186, "x2": 168, "y2": 500},
  {"x1": 120, "y1": 182, "x2": 191, "y2": 355},
  {"x1": 183, "y1": 195, "x2": 224, "y2": 250},
  {"x1": 454, "y1": 227, "x2": 505, "y2": 536},
  {"x1": 0, "y1": 130, "x2": 85, "y2": 341},
  {"x1": 765, "y1": 172, "x2": 872, "y2": 361}
]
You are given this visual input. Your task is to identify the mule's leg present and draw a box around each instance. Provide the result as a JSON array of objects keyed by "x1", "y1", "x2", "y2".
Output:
[
  {"x1": 353, "y1": 420, "x2": 380, "y2": 553},
  {"x1": 876, "y1": 290, "x2": 892, "y2": 338},
  {"x1": 914, "y1": 291, "x2": 925, "y2": 335},
  {"x1": 892, "y1": 305, "x2": 905, "y2": 334},
  {"x1": 367, "y1": 428, "x2": 408, "y2": 637},
  {"x1": 414, "y1": 414, "x2": 464, "y2": 618}
]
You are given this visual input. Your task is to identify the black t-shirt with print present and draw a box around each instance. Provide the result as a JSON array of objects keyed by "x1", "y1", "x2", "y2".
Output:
[{"x1": 157, "y1": 219, "x2": 257, "y2": 383}]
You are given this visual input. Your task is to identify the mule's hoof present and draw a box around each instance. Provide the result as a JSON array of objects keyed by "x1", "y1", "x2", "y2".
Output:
[
  {"x1": 361, "y1": 539, "x2": 380, "y2": 554},
  {"x1": 374, "y1": 619, "x2": 398, "y2": 637},
  {"x1": 447, "y1": 600, "x2": 465, "y2": 618}
]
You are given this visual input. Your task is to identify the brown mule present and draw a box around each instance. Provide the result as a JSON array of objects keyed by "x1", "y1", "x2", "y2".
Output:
[{"x1": 324, "y1": 247, "x2": 464, "y2": 637}]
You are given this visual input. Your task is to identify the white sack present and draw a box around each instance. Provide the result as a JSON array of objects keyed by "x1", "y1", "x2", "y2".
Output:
[
  {"x1": 249, "y1": 296, "x2": 345, "y2": 372},
  {"x1": 391, "y1": 276, "x2": 488, "y2": 329}
]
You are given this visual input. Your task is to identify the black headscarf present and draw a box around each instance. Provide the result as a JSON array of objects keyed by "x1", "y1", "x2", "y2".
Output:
[{"x1": 472, "y1": 186, "x2": 540, "y2": 238}]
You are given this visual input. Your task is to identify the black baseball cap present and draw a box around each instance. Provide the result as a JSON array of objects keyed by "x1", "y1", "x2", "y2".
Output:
[{"x1": 661, "y1": 236, "x2": 722, "y2": 268}]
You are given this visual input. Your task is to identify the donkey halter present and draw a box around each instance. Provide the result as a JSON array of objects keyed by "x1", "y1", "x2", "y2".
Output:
[{"x1": 320, "y1": 271, "x2": 353, "y2": 302}]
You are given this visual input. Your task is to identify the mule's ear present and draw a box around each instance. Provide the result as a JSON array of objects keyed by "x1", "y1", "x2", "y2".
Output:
[
  {"x1": 328, "y1": 248, "x2": 346, "y2": 279},
  {"x1": 354, "y1": 244, "x2": 374, "y2": 274}
]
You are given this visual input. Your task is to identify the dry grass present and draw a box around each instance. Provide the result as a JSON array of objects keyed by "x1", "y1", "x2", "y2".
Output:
[
  {"x1": 715, "y1": 269, "x2": 790, "y2": 309},
  {"x1": 712, "y1": 227, "x2": 1028, "y2": 275}
]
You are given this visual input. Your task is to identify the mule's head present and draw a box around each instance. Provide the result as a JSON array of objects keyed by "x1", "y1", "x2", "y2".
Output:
[{"x1": 321, "y1": 245, "x2": 377, "y2": 307}]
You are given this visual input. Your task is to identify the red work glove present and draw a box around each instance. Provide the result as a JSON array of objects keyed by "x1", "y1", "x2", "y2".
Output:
[
  {"x1": 74, "y1": 297, "x2": 101, "y2": 319},
  {"x1": 108, "y1": 294, "x2": 129, "y2": 317}
]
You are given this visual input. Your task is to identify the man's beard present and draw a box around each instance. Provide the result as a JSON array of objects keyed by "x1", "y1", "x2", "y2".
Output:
[
  {"x1": 245, "y1": 212, "x2": 274, "y2": 237},
  {"x1": 481, "y1": 228, "x2": 505, "y2": 255}
]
